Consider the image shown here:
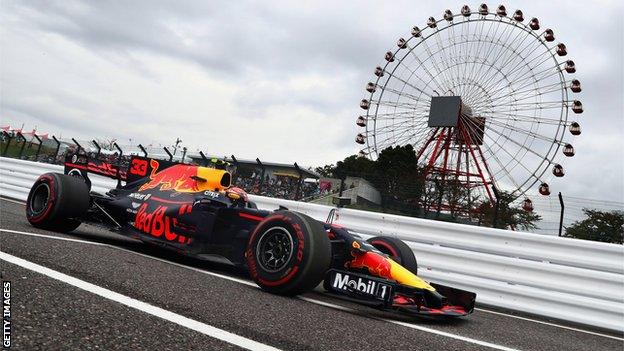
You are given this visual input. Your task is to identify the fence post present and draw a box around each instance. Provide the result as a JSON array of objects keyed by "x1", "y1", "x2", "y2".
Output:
[
  {"x1": 256, "y1": 158, "x2": 265, "y2": 193},
  {"x1": 33, "y1": 134, "x2": 43, "y2": 160},
  {"x1": 198, "y1": 151, "x2": 208, "y2": 166},
  {"x1": 137, "y1": 144, "x2": 148, "y2": 157},
  {"x1": 113, "y1": 142, "x2": 123, "y2": 188},
  {"x1": 92, "y1": 140, "x2": 102, "y2": 158},
  {"x1": 2, "y1": 131, "x2": 13, "y2": 156},
  {"x1": 558, "y1": 192, "x2": 565, "y2": 237},
  {"x1": 72, "y1": 138, "x2": 83, "y2": 154},
  {"x1": 294, "y1": 162, "x2": 303, "y2": 200},
  {"x1": 163, "y1": 147, "x2": 173, "y2": 161},
  {"x1": 230, "y1": 155, "x2": 238, "y2": 183},
  {"x1": 17, "y1": 132, "x2": 27, "y2": 159},
  {"x1": 52, "y1": 136, "x2": 61, "y2": 160},
  {"x1": 492, "y1": 186, "x2": 501, "y2": 228}
]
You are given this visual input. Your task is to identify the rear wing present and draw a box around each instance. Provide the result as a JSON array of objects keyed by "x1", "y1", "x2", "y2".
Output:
[
  {"x1": 64, "y1": 152, "x2": 127, "y2": 188},
  {"x1": 64, "y1": 151, "x2": 182, "y2": 189}
]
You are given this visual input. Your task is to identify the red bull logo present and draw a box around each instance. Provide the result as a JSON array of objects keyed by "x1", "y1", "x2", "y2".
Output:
[
  {"x1": 348, "y1": 251, "x2": 393, "y2": 280},
  {"x1": 139, "y1": 160, "x2": 201, "y2": 193},
  {"x1": 348, "y1": 251, "x2": 436, "y2": 291}
]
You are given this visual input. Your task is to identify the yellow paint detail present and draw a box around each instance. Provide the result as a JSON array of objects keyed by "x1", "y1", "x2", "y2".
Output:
[
  {"x1": 388, "y1": 258, "x2": 436, "y2": 291},
  {"x1": 226, "y1": 192, "x2": 241, "y2": 200},
  {"x1": 196, "y1": 167, "x2": 231, "y2": 192},
  {"x1": 352, "y1": 241, "x2": 361, "y2": 249}
]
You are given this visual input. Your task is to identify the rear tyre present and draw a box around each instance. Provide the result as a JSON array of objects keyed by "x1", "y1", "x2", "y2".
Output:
[
  {"x1": 246, "y1": 211, "x2": 331, "y2": 295},
  {"x1": 26, "y1": 172, "x2": 90, "y2": 233},
  {"x1": 366, "y1": 236, "x2": 418, "y2": 275}
]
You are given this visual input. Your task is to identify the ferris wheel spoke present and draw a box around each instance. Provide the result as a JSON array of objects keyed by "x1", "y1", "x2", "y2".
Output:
[
  {"x1": 372, "y1": 110, "x2": 426, "y2": 118},
  {"x1": 371, "y1": 100, "x2": 423, "y2": 109},
  {"x1": 467, "y1": 20, "x2": 517, "y2": 90},
  {"x1": 487, "y1": 83, "x2": 565, "y2": 106},
  {"x1": 464, "y1": 18, "x2": 502, "y2": 84},
  {"x1": 462, "y1": 115, "x2": 541, "y2": 190},
  {"x1": 485, "y1": 114, "x2": 564, "y2": 125},
  {"x1": 405, "y1": 40, "x2": 451, "y2": 93},
  {"x1": 378, "y1": 85, "x2": 430, "y2": 103},
  {"x1": 482, "y1": 121, "x2": 554, "y2": 162},
  {"x1": 374, "y1": 121, "x2": 426, "y2": 135},
  {"x1": 402, "y1": 37, "x2": 448, "y2": 92},
  {"x1": 494, "y1": 54, "x2": 561, "y2": 92},
  {"x1": 425, "y1": 30, "x2": 457, "y2": 88},
  {"x1": 489, "y1": 27, "x2": 542, "y2": 83},
  {"x1": 480, "y1": 141, "x2": 524, "y2": 190},
  {"x1": 485, "y1": 118, "x2": 564, "y2": 145},
  {"x1": 476, "y1": 34, "x2": 550, "y2": 95},
  {"x1": 380, "y1": 66, "x2": 436, "y2": 98}
]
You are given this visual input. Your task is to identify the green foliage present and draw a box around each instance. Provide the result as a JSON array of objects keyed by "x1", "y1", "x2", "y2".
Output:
[
  {"x1": 333, "y1": 155, "x2": 376, "y2": 179},
  {"x1": 314, "y1": 164, "x2": 335, "y2": 178},
  {"x1": 475, "y1": 191, "x2": 542, "y2": 230},
  {"x1": 564, "y1": 209, "x2": 624, "y2": 244},
  {"x1": 316, "y1": 146, "x2": 542, "y2": 230}
]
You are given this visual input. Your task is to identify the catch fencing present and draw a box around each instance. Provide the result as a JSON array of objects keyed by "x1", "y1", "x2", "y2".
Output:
[{"x1": 1, "y1": 157, "x2": 622, "y2": 332}]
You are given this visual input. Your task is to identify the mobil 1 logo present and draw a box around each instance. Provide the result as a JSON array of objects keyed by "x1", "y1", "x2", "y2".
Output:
[{"x1": 327, "y1": 270, "x2": 392, "y2": 302}]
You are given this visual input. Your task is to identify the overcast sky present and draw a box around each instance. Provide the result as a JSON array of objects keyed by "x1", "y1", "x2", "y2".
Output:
[{"x1": 1, "y1": 1, "x2": 623, "y2": 204}]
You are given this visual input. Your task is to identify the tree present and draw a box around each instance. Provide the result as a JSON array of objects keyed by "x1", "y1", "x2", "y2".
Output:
[
  {"x1": 475, "y1": 192, "x2": 542, "y2": 230},
  {"x1": 314, "y1": 164, "x2": 335, "y2": 178},
  {"x1": 564, "y1": 209, "x2": 624, "y2": 244},
  {"x1": 333, "y1": 155, "x2": 376, "y2": 179}
]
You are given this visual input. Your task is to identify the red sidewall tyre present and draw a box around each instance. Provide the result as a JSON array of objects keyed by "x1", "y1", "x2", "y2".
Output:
[
  {"x1": 26, "y1": 173, "x2": 90, "y2": 232},
  {"x1": 246, "y1": 211, "x2": 331, "y2": 295}
]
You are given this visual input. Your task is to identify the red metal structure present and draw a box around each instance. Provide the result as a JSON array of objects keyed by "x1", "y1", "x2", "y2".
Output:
[{"x1": 356, "y1": 4, "x2": 583, "y2": 214}]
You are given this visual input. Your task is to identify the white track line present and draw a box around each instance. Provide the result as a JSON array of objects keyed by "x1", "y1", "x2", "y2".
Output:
[
  {"x1": 1, "y1": 231, "x2": 517, "y2": 351},
  {"x1": 297, "y1": 297, "x2": 520, "y2": 351},
  {"x1": 0, "y1": 251, "x2": 280, "y2": 351},
  {"x1": 2, "y1": 227, "x2": 622, "y2": 343},
  {"x1": 0, "y1": 197, "x2": 26, "y2": 205},
  {"x1": 474, "y1": 308, "x2": 624, "y2": 341}
]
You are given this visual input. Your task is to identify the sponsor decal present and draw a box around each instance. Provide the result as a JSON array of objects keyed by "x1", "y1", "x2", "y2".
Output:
[
  {"x1": 128, "y1": 193, "x2": 151, "y2": 200},
  {"x1": 131, "y1": 202, "x2": 141, "y2": 209},
  {"x1": 134, "y1": 204, "x2": 191, "y2": 244},
  {"x1": 348, "y1": 251, "x2": 393, "y2": 280},
  {"x1": 331, "y1": 272, "x2": 390, "y2": 300},
  {"x1": 204, "y1": 191, "x2": 219, "y2": 199},
  {"x1": 139, "y1": 160, "x2": 201, "y2": 193},
  {"x1": 129, "y1": 158, "x2": 148, "y2": 176},
  {"x1": 126, "y1": 208, "x2": 138, "y2": 214}
]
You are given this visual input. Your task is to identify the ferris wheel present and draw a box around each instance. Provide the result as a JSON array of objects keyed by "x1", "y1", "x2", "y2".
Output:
[{"x1": 356, "y1": 4, "x2": 583, "y2": 210}]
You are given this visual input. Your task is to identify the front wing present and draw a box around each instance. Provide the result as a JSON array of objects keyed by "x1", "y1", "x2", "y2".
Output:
[{"x1": 324, "y1": 269, "x2": 475, "y2": 317}]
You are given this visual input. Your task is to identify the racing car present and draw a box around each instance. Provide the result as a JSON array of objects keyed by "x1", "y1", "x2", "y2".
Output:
[{"x1": 25, "y1": 152, "x2": 476, "y2": 317}]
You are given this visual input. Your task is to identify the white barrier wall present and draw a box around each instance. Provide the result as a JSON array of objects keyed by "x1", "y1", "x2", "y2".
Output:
[{"x1": 1, "y1": 157, "x2": 623, "y2": 332}]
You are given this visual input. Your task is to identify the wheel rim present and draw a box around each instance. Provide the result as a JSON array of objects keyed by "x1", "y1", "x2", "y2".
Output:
[
  {"x1": 30, "y1": 183, "x2": 50, "y2": 215},
  {"x1": 256, "y1": 227, "x2": 294, "y2": 273}
]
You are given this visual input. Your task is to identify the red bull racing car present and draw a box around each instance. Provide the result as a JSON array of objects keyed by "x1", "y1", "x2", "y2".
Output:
[{"x1": 25, "y1": 152, "x2": 476, "y2": 318}]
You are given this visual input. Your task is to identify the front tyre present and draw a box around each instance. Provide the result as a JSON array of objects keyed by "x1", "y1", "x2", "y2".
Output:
[
  {"x1": 26, "y1": 172, "x2": 90, "y2": 233},
  {"x1": 367, "y1": 236, "x2": 418, "y2": 275},
  {"x1": 246, "y1": 211, "x2": 331, "y2": 295}
]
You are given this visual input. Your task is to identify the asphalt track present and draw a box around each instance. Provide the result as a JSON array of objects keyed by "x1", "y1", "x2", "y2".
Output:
[{"x1": 1, "y1": 198, "x2": 622, "y2": 350}]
